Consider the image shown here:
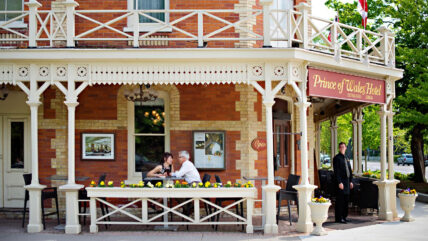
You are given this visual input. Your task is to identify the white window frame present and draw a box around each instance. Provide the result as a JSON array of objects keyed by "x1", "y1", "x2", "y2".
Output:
[
  {"x1": 127, "y1": 91, "x2": 170, "y2": 183},
  {"x1": 0, "y1": 0, "x2": 27, "y2": 28},
  {"x1": 125, "y1": 0, "x2": 171, "y2": 33}
]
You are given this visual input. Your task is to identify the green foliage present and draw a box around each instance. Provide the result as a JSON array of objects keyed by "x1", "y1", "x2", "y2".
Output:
[{"x1": 361, "y1": 105, "x2": 380, "y2": 151}]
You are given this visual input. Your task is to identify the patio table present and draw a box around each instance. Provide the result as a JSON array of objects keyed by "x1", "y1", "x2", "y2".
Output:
[
  {"x1": 86, "y1": 187, "x2": 257, "y2": 233},
  {"x1": 243, "y1": 176, "x2": 286, "y2": 230},
  {"x1": 144, "y1": 176, "x2": 182, "y2": 231}
]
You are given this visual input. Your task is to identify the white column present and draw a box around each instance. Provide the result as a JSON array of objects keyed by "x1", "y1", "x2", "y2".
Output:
[
  {"x1": 294, "y1": 82, "x2": 317, "y2": 233},
  {"x1": 262, "y1": 65, "x2": 280, "y2": 234},
  {"x1": 351, "y1": 119, "x2": 358, "y2": 174},
  {"x1": 387, "y1": 109, "x2": 399, "y2": 218},
  {"x1": 374, "y1": 106, "x2": 393, "y2": 221},
  {"x1": 356, "y1": 118, "x2": 364, "y2": 174},
  {"x1": 21, "y1": 65, "x2": 46, "y2": 233},
  {"x1": 379, "y1": 108, "x2": 387, "y2": 181},
  {"x1": 26, "y1": 102, "x2": 46, "y2": 233},
  {"x1": 59, "y1": 66, "x2": 84, "y2": 234}
]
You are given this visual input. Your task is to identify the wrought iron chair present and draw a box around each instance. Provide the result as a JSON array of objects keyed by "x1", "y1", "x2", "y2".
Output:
[
  {"x1": 78, "y1": 173, "x2": 110, "y2": 228},
  {"x1": 277, "y1": 174, "x2": 300, "y2": 225},
  {"x1": 214, "y1": 175, "x2": 244, "y2": 231},
  {"x1": 22, "y1": 173, "x2": 60, "y2": 229}
]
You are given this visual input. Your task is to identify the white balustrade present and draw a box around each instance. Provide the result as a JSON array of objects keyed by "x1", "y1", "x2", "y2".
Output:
[
  {"x1": 0, "y1": 4, "x2": 395, "y2": 65},
  {"x1": 86, "y1": 187, "x2": 256, "y2": 233}
]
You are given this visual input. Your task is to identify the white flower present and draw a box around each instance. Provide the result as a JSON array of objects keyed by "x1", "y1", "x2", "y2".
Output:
[
  {"x1": 147, "y1": 182, "x2": 154, "y2": 188},
  {"x1": 165, "y1": 183, "x2": 173, "y2": 188}
]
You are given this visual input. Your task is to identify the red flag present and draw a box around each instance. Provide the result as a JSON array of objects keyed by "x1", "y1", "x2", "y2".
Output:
[
  {"x1": 358, "y1": 0, "x2": 368, "y2": 28},
  {"x1": 328, "y1": 15, "x2": 339, "y2": 42}
]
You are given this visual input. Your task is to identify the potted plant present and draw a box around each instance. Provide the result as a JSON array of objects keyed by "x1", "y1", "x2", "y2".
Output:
[
  {"x1": 308, "y1": 196, "x2": 331, "y2": 236},
  {"x1": 398, "y1": 188, "x2": 418, "y2": 222}
]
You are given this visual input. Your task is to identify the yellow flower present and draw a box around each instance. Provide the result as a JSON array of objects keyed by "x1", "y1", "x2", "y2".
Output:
[
  {"x1": 214, "y1": 183, "x2": 218, "y2": 188},
  {"x1": 155, "y1": 182, "x2": 162, "y2": 187},
  {"x1": 198, "y1": 182, "x2": 203, "y2": 187},
  {"x1": 108, "y1": 181, "x2": 113, "y2": 186},
  {"x1": 410, "y1": 189, "x2": 417, "y2": 194},
  {"x1": 204, "y1": 181, "x2": 211, "y2": 188},
  {"x1": 152, "y1": 110, "x2": 157, "y2": 116},
  {"x1": 100, "y1": 181, "x2": 105, "y2": 186},
  {"x1": 192, "y1": 182, "x2": 197, "y2": 188},
  {"x1": 227, "y1": 181, "x2": 232, "y2": 185},
  {"x1": 238, "y1": 180, "x2": 242, "y2": 184},
  {"x1": 175, "y1": 180, "x2": 180, "y2": 185},
  {"x1": 90, "y1": 180, "x2": 96, "y2": 187}
]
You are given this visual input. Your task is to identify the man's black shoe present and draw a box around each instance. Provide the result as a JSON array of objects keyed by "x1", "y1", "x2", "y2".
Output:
[
  {"x1": 340, "y1": 219, "x2": 347, "y2": 224},
  {"x1": 335, "y1": 219, "x2": 346, "y2": 224},
  {"x1": 343, "y1": 218, "x2": 349, "y2": 222}
]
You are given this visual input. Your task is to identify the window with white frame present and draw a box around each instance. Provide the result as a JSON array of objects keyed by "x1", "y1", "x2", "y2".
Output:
[
  {"x1": 126, "y1": 0, "x2": 170, "y2": 32},
  {"x1": 270, "y1": 0, "x2": 293, "y2": 47},
  {"x1": 0, "y1": 0, "x2": 26, "y2": 28},
  {"x1": 128, "y1": 91, "x2": 170, "y2": 181}
]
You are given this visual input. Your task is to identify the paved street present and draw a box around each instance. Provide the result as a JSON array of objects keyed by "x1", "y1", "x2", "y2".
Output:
[{"x1": 364, "y1": 161, "x2": 428, "y2": 179}]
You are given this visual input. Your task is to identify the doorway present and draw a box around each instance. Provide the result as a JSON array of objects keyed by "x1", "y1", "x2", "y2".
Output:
[
  {"x1": 273, "y1": 98, "x2": 292, "y2": 188},
  {"x1": 0, "y1": 90, "x2": 31, "y2": 208}
]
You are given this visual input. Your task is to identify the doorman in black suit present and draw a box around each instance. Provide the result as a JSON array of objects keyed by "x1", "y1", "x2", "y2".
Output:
[{"x1": 333, "y1": 142, "x2": 353, "y2": 223}]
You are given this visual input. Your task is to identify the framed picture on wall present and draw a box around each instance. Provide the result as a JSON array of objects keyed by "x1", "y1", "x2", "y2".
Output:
[
  {"x1": 81, "y1": 133, "x2": 115, "y2": 160},
  {"x1": 193, "y1": 131, "x2": 225, "y2": 170}
]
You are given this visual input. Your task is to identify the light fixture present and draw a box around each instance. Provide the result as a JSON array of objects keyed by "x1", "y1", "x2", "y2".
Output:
[
  {"x1": 0, "y1": 84, "x2": 9, "y2": 101},
  {"x1": 124, "y1": 84, "x2": 157, "y2": 103}
]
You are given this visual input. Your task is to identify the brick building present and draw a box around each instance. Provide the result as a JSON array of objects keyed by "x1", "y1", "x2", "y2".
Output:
[{"x1": 0, "y1": 0, "x2": 402, "y2": 235}]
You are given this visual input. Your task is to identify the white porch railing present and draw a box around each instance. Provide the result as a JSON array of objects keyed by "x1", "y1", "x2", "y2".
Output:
[
  {"x1": 0, "y1": 2, "x2": 395, "y2": 67},
  {"x1": 86, "y1": 187, "x2": 256, "y2": 233}
]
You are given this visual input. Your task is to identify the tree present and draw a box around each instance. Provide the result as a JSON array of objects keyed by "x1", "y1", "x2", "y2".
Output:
[{"x1": 325, "y1": 0, "x2": 428, "y2": 182}]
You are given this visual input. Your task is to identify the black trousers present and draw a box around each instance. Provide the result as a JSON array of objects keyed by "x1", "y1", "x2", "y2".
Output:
[{"x1": 335, "y1": 190, "x2": 349, "y2": 221}]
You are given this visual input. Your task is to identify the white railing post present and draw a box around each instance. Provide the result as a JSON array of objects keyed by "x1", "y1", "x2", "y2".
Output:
[
  {"x1": 260, "y1": 0, "x2": 273, "y2": 47},
  {"x1": 295, "y1": 2, "x2": 310, "y2": 49},
  {"x1": 197, "y1": 11, "x2": 204, "y2": 47},
  {"x1": 25, "y1": 0, "x2": 42, "y2": 48},
  {"x1": 133, "y1": 9, "x2": 140, "y2": 48},
  {"x1": 286, "y1": 9, "x2": 293, "y2": 47},
  {"x1": 64, "y1": 0, "x2": 79, "y2": 47},
  {"x1": 357, "y1": 29, "x2": 363, "y2": 62},
  {"x1": 378, "y1": 26, "x2": 395, "y2": 67}
]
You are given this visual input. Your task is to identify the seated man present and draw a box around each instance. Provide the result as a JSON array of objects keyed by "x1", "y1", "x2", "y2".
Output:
[{"x1": 172, "y1": 150, "x2": 201, "y2": 184}]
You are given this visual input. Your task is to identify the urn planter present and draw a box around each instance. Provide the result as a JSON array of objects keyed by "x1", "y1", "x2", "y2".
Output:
[
  {"x1": 399, "y1": 193, "x2": 418, "y2": 222},
  {"x1": 309, "y1": 202, "x2": 331, "y2": 236}
]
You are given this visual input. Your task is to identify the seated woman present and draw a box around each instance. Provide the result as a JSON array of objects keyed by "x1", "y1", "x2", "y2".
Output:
[{"x1": 147, "y1": 152, "x2": 174, "y2": 178}]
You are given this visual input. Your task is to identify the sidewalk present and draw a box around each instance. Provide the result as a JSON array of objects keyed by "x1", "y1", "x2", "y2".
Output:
[{"x1": 1, "y1": 198, "x2": 427, "y2": 241}]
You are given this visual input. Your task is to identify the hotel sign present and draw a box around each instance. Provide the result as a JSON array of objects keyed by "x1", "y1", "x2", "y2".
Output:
[{"x1": 308, "y1": 68, "x2": 385, "y2": 104}]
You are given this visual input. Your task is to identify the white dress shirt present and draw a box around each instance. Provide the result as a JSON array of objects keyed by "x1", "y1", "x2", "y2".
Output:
[{"x1": 172, "y1": 160, "x2": 201, "y2": 183}]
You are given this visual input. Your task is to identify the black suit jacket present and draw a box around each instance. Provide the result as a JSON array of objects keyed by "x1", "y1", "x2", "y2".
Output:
[{"x1": 333, "y1": 153, "x2": 353, "y2": 195}]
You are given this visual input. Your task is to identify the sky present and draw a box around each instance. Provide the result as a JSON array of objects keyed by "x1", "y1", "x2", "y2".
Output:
[{"x1": 312, "y1": 0, "x2": 355, "y2": 20}]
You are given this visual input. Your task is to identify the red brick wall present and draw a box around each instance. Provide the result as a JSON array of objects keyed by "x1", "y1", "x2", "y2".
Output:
[
  {"x1": 43, "y1": 87, "x2": 56, "y2": 119},
  {"x1": 38, "y1": 129, "x2": 57, "y2": 186},
  {"x1": 177, "y1": 84, "x2": 240, "y2": 121},
  {"x1": 76, "y1": 85, "x2": 120, "y2": 120},
  {"x1": 74, "y1": 129, "x2": 128, "y2": 186}
]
